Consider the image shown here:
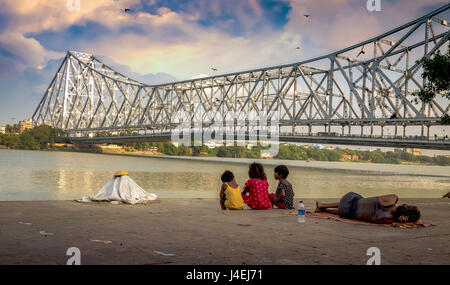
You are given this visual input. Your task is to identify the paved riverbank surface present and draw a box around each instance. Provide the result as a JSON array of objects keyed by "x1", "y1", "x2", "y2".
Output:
[{"x1": 1, "y1": 198, "x2": 449, "y2": 265}]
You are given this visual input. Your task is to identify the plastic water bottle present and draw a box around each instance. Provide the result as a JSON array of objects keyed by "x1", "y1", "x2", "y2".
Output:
[{"x1": 298, "y1": 201, "x2": 305, "y2": 223}]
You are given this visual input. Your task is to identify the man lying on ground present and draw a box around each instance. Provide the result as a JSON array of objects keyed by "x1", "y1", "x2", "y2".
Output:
[{"x1": 315, "y1": 192, "x2": 421, "y2": 224}]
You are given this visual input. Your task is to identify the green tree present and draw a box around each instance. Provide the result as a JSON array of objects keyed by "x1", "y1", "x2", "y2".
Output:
[
  {"x1": 326, "y1": 150, "x2": 341, "y2": 161},
  {"x1": 19, "y1": 133, "x2": 39, "y2": 150},
  {"x1": 5, "y1": 124, "x2": 19, "y2": 135},
  {"x1": 413, "y1": 44, "x2": 450, "y2": 125},
  {"x1": 217, "y1": 146, "x2": 231, "y2": 157},
  {"x1": 276, "y1": 145, "x2": 293, "y2": 160},
  {"x1": 162, "y1": 142, "x2": 178, "y2": 155},
  {"x1": 178, "y1": 145, "x2": 190, "y2": 156},
  {"x1": 26, "y1": 125, "x2": 64, "y2": 149}
]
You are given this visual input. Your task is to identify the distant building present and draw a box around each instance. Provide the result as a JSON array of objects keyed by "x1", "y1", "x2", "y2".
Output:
[
  {"x1": 0, "y1": 126, "x2": 5, "y2": 134},
  {"x1": 205, "y1": 140, "x2": 219, "y2": 148},
  {"x1": 405, "y1": 148, "x2": 421, "y2": 156},
  {"x1": 261, "y1": 152, "x2": 273, "y2": 159},
  {"x1": 309, "y1": 144, "x2": 325, "y2": 149},
  {"x1": 342, "y1": 154, "x2": 359, "y2": 161},
  {"x1": 18, "y1": 119, "x2": 33, "y2": 134},
  {"x1": 246, "y1": 143, "x2": 256, "y2": 149},
  {"x1": 342, "y1": 154, "x2": 352, "y2": 160},
  {"x1": 101, "y1": 144, "x2": 122, "y2": 149}
]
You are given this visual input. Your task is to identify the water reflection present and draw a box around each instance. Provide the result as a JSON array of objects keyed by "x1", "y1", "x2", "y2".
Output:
[{"x1": 0, "y1": 149, "x2": 449, "y2": 201}]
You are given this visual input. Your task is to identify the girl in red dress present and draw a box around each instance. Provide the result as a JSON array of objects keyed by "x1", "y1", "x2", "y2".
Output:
[{"x1": 242, "y1": 163, "x2": 272, "y2": 210}]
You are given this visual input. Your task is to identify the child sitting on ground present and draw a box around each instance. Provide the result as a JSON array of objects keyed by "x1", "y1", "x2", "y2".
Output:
[
  {"x1": 219, "y1": 170, "x2": 244, "y2": 210},
  {"x1": 242, "y1": 163, "x2": 272, "y2": 210},
  {"x1": 269, "y1": 165, "x2": 294, "y2": 209}
]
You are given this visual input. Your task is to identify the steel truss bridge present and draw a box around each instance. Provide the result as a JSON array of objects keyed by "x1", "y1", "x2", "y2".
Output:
[{"x1": 32, "y1": 4, "x2": 450, "y2": 150}]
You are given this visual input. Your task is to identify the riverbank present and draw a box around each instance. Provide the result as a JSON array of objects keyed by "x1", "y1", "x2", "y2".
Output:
[
  {"x1": 107, "y1": 153, "x2": 450, "y2": 178},
  {"x1": 0, "y1": 198, "x2": 449, "y2": 265},
  {"x1": 3, "y1": 138, "x2": 450, "y2": 167}
]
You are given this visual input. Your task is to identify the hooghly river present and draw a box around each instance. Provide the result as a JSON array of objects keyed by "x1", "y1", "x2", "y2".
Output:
[{"x1": 0, "y1": 149, "x2": 449, "y2": 201}]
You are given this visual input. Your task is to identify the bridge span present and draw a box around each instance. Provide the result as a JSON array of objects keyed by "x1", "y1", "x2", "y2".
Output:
[
  {"x1": 33, "y1": 4, "x2": 450, "y2": 150},
  {"x1": 65, "y1": 132, "x2": 450, "y2": 150}
]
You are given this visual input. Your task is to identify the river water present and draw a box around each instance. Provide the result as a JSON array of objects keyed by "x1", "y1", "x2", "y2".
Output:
[{"x1": 0, "y1": 149, "x2": 449, "y2": 201}]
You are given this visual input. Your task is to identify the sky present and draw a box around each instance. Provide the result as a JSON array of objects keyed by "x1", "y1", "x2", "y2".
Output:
[{"x1": 0, "y1": 0, "x2": 449, "y2": 126}]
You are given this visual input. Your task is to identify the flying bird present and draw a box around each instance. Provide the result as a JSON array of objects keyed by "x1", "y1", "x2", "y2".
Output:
[
  {"x1": 211, "y1": 68, "x2": 218, "y2": 71},
  {"x1": 124, "y1": 8, "x2": 132, "y2": 13},
  {"x1": 304, "y1": 14, "x2": 311, "y2": 19},
  {"x1": 296, "y1": 46, "x2": 300, "y2": 50},
  {"x1": 357, "y1": 46, "x2": 366, "y2": 57}
]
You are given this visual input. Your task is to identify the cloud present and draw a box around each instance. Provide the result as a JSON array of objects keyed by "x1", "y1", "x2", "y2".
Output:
[
  {"x1": 0, "y1": 0, "x2": 449, "y2": 124},
  {"x1": 97, "y1": 55, "x2": 177, "y2": 84},
  {"x1": 1, "y1": 0, "x2": 448, "y2": 81},
  {"x1": 283, "y1": 0, "x2": 449, "y2": 56},
  {"x1": 0, "y1": 31, "x2": 62, "y2": 76},
  {"x1": 0, "y1": 53, "x2": 177, "y2": 125}
]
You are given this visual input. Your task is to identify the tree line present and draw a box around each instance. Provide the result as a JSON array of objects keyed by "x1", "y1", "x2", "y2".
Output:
[
  {"x1": 2, "y1": 126, "x2": 448, "y2": 166},
  {"x1": 0, "y1": 125, "x2": 67, "y2": 150},
  {"x1": 122, "y1": 141, "x2": 450, "y2": 166}
]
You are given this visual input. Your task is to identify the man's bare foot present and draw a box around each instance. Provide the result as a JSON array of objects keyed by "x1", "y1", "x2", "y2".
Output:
[{"x1": 315, "y1": 201, "x2": 323, "y2": 212}]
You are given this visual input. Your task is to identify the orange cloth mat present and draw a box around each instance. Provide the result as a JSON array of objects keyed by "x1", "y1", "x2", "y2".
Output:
[{"x1": 282, "y1": 211, "x2": 435, "y2": 228}]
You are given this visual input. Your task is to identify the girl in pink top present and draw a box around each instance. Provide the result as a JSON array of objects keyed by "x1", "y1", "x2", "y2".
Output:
[{"x1": 242, "y1": 163, "x2": 272, "y2": 210}]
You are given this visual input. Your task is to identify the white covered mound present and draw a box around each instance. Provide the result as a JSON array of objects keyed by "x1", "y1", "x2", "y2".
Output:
[{"x1": 78, "y1": 175, "x2": 157, "y2": 204}]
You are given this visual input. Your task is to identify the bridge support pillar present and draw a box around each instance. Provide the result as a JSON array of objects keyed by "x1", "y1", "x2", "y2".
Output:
[
  {"x1": 341, "y1": 125, "x2": 345, "y2": 136},
  {"x1": 360, "y1": 125, "x2": 363, "y2": 137},
  {"x1": 403, "y1": 124, "x2": 406, "y2": 138},
  {"x1": 308, "y1": 124, "x2": 312, "y2": 135},
  {"x1": 381, "y1": 125, "x2": 384, "y2": 138},
  {"x1": 427, "y1": 125, "x2": 430, "y2": 140},
  {"x1": 370, "y1": 124, "x2": 374, "y2": 138}
]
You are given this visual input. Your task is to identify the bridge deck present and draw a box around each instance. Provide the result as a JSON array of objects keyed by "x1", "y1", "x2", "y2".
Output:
[{"x1": 66, "y1": 133, "x2": 450, "y2": 150}]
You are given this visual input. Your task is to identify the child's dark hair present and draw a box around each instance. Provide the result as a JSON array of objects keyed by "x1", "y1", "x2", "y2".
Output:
[
  {"x1": 274, "y1": 165, "x2": 289, "y2": 179},
  {"x1": 221, "y1": 170, "x2": 234, "y2": 183},
  {"x1": 393, "y1": 204, "x2": 421, "y2": 223},
  {"x1": 248, "y1": 163, "x2": 267, "y2": 180}
]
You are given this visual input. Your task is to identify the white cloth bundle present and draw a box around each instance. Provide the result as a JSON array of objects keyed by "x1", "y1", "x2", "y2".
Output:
[{"x1": 79, "y1": 175, "x2": 157, "y2": 204}]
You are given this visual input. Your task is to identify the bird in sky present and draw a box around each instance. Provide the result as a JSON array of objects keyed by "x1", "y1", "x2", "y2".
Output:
[
  {"x1": 357, "y1": 46, "x2": 366, "y2": 57},
  {"x1": 124, "y1": 8, "x2": 132, "y2": 13},
  {"x1": 304, "y1": 14, "x2": 311, "y2": 19},
  {"x1": 211, "y1": 68, "x2": 218, "y2": 71},
  {"x1": 296, "y1": 46, "x2": 300, "y2": 50}
]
